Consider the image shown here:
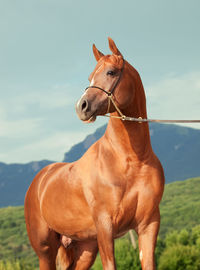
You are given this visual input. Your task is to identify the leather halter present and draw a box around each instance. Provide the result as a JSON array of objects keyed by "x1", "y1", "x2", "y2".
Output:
[
  {"x1": 84, "y1": 59, "x2": 200, "y2": 124},
  {"x1": 85, "y1": 58, "x2": 125, "y2": 97},
  {"x1": 84, "y1": 58, "x2": 125, "y2": 117}
]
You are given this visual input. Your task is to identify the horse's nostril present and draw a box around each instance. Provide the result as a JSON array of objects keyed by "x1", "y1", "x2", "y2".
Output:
[{"x1": 81, "y1": 99, "x2": 88, "y2": 112}]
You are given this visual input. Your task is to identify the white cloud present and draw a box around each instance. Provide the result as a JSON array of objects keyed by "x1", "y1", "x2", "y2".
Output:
[
  {"x1": 0, "y1": 120, "x2": 106, "y2": 164},
  {"x1": 0, "y1": 82, "x2": 79, "y2": 137},
  {"x1": 0, "y1": 118, "x2": 43, "y2": 138},
  {"x1": 0, "y1": 83, "x2": 76, "y2": 116},
  {"x1": 0, "y1": 80, "x2": 107, "y2": 163},
  {"x1": 26, "y1": 84, "x2": 76, "y2": 109},
  {"x1": 146, "y1": 71, "x2": 200, "y2": 129},
  {"x1": 0, "y1": 107, "x2": 6, "y2": 119},
  {"x1": 1, "y1": 71, "x2": 200, "y2": 163}
]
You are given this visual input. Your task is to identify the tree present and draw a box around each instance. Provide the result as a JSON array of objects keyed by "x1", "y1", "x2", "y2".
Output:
[
  {"x1": 159, "y1": 244, "x2": 200, "y2": 270},
  {"x1": 92, "y1": 238, "x2": 142, "y2": 270},
  {"x1": 158, "y1": 228, "x2": 200, "y2": 270},
  {"x1": 115, "y1": 239, "x2": 141, "y2": 270}
]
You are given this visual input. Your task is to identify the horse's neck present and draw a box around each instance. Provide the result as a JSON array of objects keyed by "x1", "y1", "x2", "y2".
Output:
[{"x1": 105, "y1": 79, "x2": 152, "y2": 161}]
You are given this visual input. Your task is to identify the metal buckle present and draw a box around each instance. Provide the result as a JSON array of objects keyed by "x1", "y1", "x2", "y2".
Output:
[{"x1": 138, "y1": 117, "x2": 143, "y2": 123}]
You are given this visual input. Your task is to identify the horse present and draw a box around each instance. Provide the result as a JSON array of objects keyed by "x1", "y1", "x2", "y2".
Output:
[{"x1": 24, "y1": 37, "x2": 165, "y2": 270}]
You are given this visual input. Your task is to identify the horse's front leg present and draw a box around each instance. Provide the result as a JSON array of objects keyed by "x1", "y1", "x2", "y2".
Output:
[
  {"x1": 137, "y1": 208, "x2": 160, "y2": 270},
  {"x1": 95, "y1": 211, "x2": 116, "y2": 270}
]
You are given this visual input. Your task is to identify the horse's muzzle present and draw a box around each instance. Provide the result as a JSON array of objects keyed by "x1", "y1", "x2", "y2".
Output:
[{"x1": 76, "y1": 97, "x2": 96, "y2": 122}]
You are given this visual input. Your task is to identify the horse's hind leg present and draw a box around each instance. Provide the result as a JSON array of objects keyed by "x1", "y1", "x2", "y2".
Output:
[
  {"x1": 65, "y1": 240, "x2": 98, "y2": 270},
  {"x1": 25, "y1": 188, "x2": 60, "y2": 269},
  {"x1": 37, "y1": 230, "x2": 60, "y2": 270},
  {"x1": 26, "y1": 210, "x2": 60, "y2": 270}
]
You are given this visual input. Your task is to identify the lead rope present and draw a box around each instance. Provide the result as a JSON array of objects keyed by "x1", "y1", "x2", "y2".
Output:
[
  {"x1": 106, "y1": 94, "x2": 126, "y2": 119},
  {"x1": 104, "y1": 94, "x2": 200, "y2": 124},
  {"x1": 86, "y1": 57, "x2": 200, "y2": 124}
]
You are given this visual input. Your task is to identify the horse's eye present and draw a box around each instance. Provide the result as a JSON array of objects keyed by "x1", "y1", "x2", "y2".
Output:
[{"x1": 107, "y1": 70, "x2": 115, "y2": 76}]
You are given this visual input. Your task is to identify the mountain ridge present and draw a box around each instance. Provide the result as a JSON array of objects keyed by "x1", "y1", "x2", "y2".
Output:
[
  {"x1": 63, "y1": 123, "x2": 200, "y2": 182},
  {"x1": 0, "y1": 123, "x2": 200, "y2": 207}
]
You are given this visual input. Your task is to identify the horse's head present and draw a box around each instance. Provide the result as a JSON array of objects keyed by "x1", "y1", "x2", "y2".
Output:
[{"x1": 76, "y1": 37, "x2": 137, "y2": 123}]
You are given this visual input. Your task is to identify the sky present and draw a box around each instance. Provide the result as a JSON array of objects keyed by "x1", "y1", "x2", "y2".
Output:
[{"x1": 0, "y1": 0, "x2": 200, "y2": 164}]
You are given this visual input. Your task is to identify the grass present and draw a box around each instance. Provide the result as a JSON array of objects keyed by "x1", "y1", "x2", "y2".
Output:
[{"x1": 0, "y1": 177, "x2": 200, "y2": 267}]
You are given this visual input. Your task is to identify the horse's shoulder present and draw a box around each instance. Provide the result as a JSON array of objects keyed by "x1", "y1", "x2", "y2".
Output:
[{"x1": 33, "y1": 163, "x2": 67, "y2": 198}]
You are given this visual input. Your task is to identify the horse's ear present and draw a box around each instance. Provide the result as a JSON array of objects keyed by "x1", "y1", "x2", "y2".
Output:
[
  {"x1": 92, "y1": 44, "x2": 104, "y2": 61},
  {"x1": 108, "y1": 37, "x2": 122, "y2": 56}
]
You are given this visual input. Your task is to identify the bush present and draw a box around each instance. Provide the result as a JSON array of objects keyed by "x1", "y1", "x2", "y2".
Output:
[
  {"x1": 158, "y1": 227, "x2": 200, "y2": 270},
  {"x1": 159, "y1": 244, "x2": 200, "y2": 270},
  {"x1": 92, "y1": 237, "x2": 141, "y2": 270},
  {"x1": 115, "y1": 239, "x2": 141, "y2": 270}
]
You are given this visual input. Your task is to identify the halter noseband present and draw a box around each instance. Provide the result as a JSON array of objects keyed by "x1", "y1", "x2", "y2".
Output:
[
  {"x1": 84, "y1": 60, "x2": 200, "y2": 124},
  {"x1": 84, "y1": 58, "x2": 125, "y2": 116}
]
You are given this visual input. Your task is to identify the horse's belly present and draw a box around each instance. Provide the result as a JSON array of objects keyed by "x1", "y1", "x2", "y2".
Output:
[
  {"x1": 41, "y1": 195, "x2": 97, "y2": 240},
  {"x1": 39, "y1": 175, "x2": 96, "y2": 240}
]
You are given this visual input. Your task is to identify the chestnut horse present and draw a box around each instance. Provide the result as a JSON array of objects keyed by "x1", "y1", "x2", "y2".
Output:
[{"x1": 24, "y1": 38, "x2": 164, "y2": 270}]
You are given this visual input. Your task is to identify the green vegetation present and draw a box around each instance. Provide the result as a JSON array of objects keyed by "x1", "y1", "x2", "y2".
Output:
[
  {"x1": 92, "y1": 237, "x2": 141, "y2": 270},
  {"x1": 158, "y1": 226, "x2": 200, "y2": 270},
  {"x1": 92, "y1": 226, "x2": 200, "y2": 270},
  {"x1": 0, "y1": 177, "x2": 200, "y2": 269},
  {"x1": 0, "y1": 260, "x2": 35, "y2": 270},
  {"x1": 160, "y1": 177, "x2": 200, "y2": 236},
  {"x1": 0, "y1": 206, "x2": 37, "y2": 269}
]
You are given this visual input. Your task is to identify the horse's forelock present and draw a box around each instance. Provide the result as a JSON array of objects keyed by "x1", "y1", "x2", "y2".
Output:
[
  {"x1": 90, "y1": 55, "x2": 123, "y2": 80},
  {"x1": 105, "y1": 55, "x2": 123, "y2": 69}
]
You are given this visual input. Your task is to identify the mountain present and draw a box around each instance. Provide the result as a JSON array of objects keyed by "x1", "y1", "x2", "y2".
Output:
[
  {"x1": 159, "y1": 176, "x2": 200, "y2": 236},
  {"x1": 0, "y1": 123, "x2": 200, "y2": 207},
  {"x1": 150, "y1": 123, "x2": 200, "y2": 182},
  {"x1": 63, "y1": 125, "x2": 106, "y2": 162},
  {"x1": 64, "y1": 123, "x2": 200, "y2": 183},
  {"x1": 0, "y1": 160, "x2": 53, "y2": 207}
]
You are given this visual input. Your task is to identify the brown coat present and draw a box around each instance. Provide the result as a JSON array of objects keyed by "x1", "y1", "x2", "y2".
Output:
[{"x1": 24, "y1": 37, "x2": 164, "y2": 270}]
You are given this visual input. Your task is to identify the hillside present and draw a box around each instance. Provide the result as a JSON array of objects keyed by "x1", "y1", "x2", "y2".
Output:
[
  {"x1": 0, "y1": 206, "x2": 37, "y2": 267},
  {"x1": 0, "y1": 160, "x2": 53, "y2": 207},
  {"x1": 159, "y1": 177, "x2": 200, "y2": 236},
  {"x1": 0, "y1": 123, "x2": 200, "y2": 207},
  {"x1": 0, "y1": 177, "x2": 200, "y2": 267}
]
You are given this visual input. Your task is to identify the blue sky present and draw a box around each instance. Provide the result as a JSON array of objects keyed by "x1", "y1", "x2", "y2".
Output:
[{"x1": 0, "y1": 0, "x2": 200, "y2": 163}]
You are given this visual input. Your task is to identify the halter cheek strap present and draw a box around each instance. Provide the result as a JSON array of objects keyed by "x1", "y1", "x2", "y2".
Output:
[
  {"x1": 85, "y1": 58, "x2": 125, "y2": 93},
  {"x1": 85, "y1": 59, "x2": 200, "y2": 124},
  {"x1": 85, "y1": 58, "x2": 125, "y2": 115}
]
